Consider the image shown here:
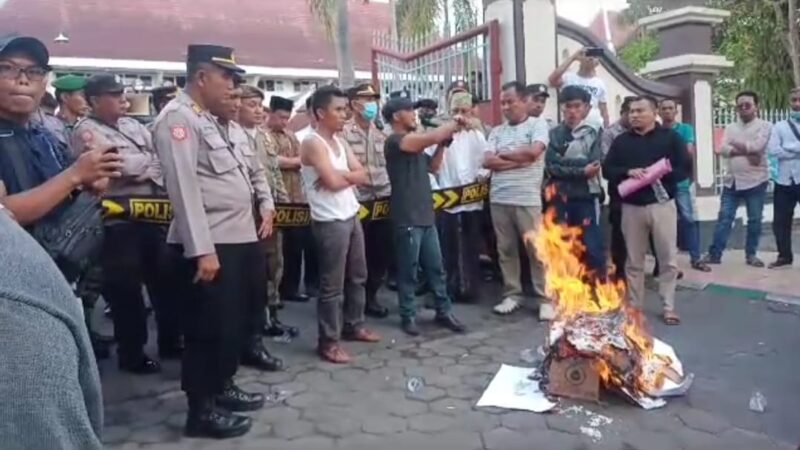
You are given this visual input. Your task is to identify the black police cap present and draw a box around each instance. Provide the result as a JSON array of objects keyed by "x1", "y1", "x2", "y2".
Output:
[
  {"x1": 381, "y1": 97, "x2": 414, "y2": 124},
  {"x1": 187, "y1": 44, "x2": 245, "y2": 74},
  {"x1": 84, "y1": 74, "x2": 125, "y2": 98}
]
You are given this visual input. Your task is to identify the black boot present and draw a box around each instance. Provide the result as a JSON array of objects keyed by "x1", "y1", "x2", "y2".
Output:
[
  {"x1": 262, "y1": 307, "x2": 300, "y2": 338},
  {"x1": 241, "y1": 338, "x2": 284, "y2": 372},
  {"x1": 185, "y1": 396, "x2": 252, "y2": 439},
  {"x1": 365, "y1": 297, "x2": 389, "y2": 318},
  {"x1": 215, "y1": 380, "x2": 265, "y2": 412}
]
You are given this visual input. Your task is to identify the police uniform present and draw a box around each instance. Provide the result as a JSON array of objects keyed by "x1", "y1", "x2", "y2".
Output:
[
  {"x1": 267, "y1": 95, "x2": 319, "y2": 301},
  {"x1": 239, "y1": 87, "x2": 299, "y2": 338},
  {"x1": 343, "y1": 84, "x2": 391, "y2": 317},
  {"x1": 152, "y1": 45, "x2": 273, "y2": 439},
  {"x1": 73, "y1": 74, "x2": 182, "y2": 373}
]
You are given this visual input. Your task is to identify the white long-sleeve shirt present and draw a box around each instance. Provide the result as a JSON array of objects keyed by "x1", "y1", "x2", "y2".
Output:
[{"x1": 427, "y1": 129, "x2": 489, "y2": 213}]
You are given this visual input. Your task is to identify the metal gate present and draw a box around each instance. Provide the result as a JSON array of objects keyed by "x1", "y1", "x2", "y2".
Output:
[{"x1": 371, "y1": 20, "x2": 502, "y2": 125}]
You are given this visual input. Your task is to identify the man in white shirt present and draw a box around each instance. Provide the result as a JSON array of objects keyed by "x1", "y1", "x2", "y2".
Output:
[
  {"x1": 548, "y1": 48, "x2": 610, "y2": 128},
  {"x1": 483, "y1": 81, "x2": 551, "y2": 319},
  {"x1": 429, "y1": 91, "x2": 489, "y2": 302}
]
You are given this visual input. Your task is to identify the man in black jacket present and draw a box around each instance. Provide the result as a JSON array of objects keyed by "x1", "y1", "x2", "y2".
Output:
[
  {"x1": 602, "y1": 96, "x2": 687, "y2": 325},
  {"x1": 545, "y1": 86, "x2": 605, "y2": 278}
]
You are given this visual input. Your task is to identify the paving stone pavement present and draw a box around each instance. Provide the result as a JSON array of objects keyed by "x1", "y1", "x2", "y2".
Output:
[{"x1": 101, "y1": 285, "x2": 800, "y2": 450}]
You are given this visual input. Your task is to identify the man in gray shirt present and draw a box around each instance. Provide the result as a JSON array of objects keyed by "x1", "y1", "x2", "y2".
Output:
[{"x1": 700, "y1": 91, "x2": 771, "y2": 267}]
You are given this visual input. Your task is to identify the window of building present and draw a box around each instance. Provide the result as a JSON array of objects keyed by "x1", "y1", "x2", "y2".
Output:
[{"x1": 293, "y1": 81, "x2": 301, "y2": 92}]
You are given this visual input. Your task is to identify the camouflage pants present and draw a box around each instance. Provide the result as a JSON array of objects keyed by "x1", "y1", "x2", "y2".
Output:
[{"x1": 264, "y1": 229, "x2": 283, "y2": 308}]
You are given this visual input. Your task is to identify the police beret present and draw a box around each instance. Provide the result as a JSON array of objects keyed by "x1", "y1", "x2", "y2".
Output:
[
  {"x1": 269, "y1": 95, "x2": 294, "y2": 112},
  {"x1": 347, "y1": 83, "x2": 380, "y2": 99},
  {"x1": 187, "y1": 44, "x2": 245, "y2": 74},
  {"x1": 52, "y1": 75, "x2": 87, "y2": 92}
]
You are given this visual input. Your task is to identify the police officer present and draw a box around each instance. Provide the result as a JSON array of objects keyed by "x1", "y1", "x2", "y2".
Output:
[
  {"x1": 343, "y1": 83, "x2": 391, "y2": 317},
  {"x1": 151, "y1": 85, "x2": 178, "y2": 115},
  {"x1": 72, "y1": 74, "x2": 183, "y2": 373},
  {"x1": 214, "y1": 84, "x2": 285, "y2": 372},
  {"x1": 269, "y1": 95, "x2": 319, "y2": 302},
  {"x1": 50, "y1": 75, "x2": 88, "y2": 145},
  {"x1": 238, "y1": 85, "x2": 299, "y2": 337},
  {"x1": 153, "y1": 45, "x2": 275, "y2": 439}
]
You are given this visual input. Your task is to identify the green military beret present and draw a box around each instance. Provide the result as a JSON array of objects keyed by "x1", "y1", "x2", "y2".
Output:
[{"x1": 52, "y1": 74, "x2": 87, "y2": 92}]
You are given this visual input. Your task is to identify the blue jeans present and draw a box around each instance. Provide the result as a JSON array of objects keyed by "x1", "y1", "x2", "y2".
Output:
[
  {"x1": 675, "y1": 180, "x2": 701, "y2": 262},
  {"x1": 394, "y1": 225, "x2": 452, "y2": 319},
  {"x1": 708, "y1": 182, "x2": 767, "y2": 259},
  {"x1": 553, "y1": 197, "x2": 606, "y2": 278}
]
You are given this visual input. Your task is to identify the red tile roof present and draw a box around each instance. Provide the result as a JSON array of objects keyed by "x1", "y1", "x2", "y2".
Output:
[{"x1": 0, "y1": 0, "x2": 391, "y2": 71}]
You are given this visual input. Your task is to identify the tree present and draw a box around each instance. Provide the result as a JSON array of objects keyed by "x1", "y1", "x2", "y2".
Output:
[
  {"x1": 621, "y1": 0, "x2": 800, "y2": 108},
  {"x1": 307, "y1": 0, "x2": 361, "y2": 87},
  {"x1": 395, "y1": 0, "x2": 477, "y2": 38}
]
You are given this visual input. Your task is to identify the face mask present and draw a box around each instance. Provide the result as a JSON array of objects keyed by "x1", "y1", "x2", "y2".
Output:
[
  {"x1": 362, "y1": 102, "x2": 378, "y2": 121},
  {"x1": 790, "y1": 111, "x2": 800, "y2": 121}
]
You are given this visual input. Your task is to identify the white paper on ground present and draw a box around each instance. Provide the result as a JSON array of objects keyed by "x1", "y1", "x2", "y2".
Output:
[{"x1": 476, "y1": 364, "x2": 557, "y2": 413}]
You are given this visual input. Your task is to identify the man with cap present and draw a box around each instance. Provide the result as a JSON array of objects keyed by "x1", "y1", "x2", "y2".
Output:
[
  {"x1": 152, "y1": 44, "x2": 274, "y2": 439},
  {"x1": 72, "y1": 73, "x2": 182, "y2": 374},
  {"x1": 238, "y1": 84, "x2": 299, "y2": 338},
  {"x1": 415, "y1": 98, "x2": 439, "y2": 130},
  {"x1": 429, "y1": 90, "x2": 489, "y2": 303},
  {"x1": 0, "y1": 34, "x2": 123, "y2": 358},
  {"x1": 382, "y1": 94, "x2": 468, "y2": 336},
  {"x1": 342, "y1": 83, "x2": 391, "y2": 318},
  {"x1": 151, "y1": 85, "x2": 179, "y2": 116},
  {"x1": 268, "y1": 95, "x2": 320, "y2": 303},
  {"x1": 526, "y1": 83, "x2": 554, "y2": 127},
  {"x1": 0, "y1": 32, "x2": 119, "y2": 450},
  {"x1": 36, "y1": 74, "x2": 89, "y2": 148}
]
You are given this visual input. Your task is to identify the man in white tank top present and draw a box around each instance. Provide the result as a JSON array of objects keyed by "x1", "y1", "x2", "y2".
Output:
[{"x1": 299, "y1": 86, "x2": 381, "y2": 364}]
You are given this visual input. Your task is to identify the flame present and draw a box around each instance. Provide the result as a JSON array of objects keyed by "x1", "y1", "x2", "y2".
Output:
[{"x1": 530, "y1": 186, "x2": 670, "y2": 396}]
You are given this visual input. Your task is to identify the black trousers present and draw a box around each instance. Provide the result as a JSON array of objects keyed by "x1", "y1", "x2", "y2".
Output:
[
  {"x1": 438, "y1": 210, "x2": 482, "y2": 301},
  {"x1": 280, "y1": 225, "x2": 319, "y2": 297},
  {"x1": 363, "y1": 219, "x2": 392, "y2": 304},
  {"x1": 608, "y1": 201, "x2": 627, "y2": 280},
  {"x1": 102, "y1": 223, "x2": 181, "y2": 360},
  {"x1": 173, "y1": 242, "x2": 263, "y2": 398},
  {"x1": 773, "y1": 182, "x2": 800, "y2": 262}
]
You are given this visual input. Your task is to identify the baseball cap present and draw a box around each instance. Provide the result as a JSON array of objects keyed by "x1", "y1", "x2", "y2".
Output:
[
  {"x1": 84, "y1": 74, "x2": 125, "y2": 98},
  {"x1": 0, "y1": 33, "x2": 50, "y2": 69},
  {"x1": 381, "y1": 97, "x2": 414, "y2": 124}
]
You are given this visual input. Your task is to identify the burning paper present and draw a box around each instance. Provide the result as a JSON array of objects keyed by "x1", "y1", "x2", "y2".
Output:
[{"x1": 526, "y1": 194, "x2": 692, "y2": 409}]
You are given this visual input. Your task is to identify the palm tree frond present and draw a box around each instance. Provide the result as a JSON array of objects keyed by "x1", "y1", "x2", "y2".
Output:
[{"x1": 307, "y1": 0, "x2": 337, "y2": 40}]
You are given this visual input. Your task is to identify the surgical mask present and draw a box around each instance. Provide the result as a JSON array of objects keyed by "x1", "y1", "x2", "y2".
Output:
[
  {"x1": 362, "y1": 102, "x2": 378, "y2": 121},
  {"x1": 790, "y1": 111, "x2": 800, "y2": 122}
]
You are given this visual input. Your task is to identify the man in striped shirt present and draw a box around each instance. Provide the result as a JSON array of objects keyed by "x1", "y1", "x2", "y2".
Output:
[{"x1": 483, "y1": 81, "x2": 551, "y2": 320}]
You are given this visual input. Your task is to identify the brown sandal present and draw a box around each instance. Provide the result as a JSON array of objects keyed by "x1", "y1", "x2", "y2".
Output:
[
  {"x1": 663, "y1": 311, "x2": 681, "y2": 326},
  {"x1": 343, "y1": 327, "x2": 382, "y2": 343},
  {"x1": 318, "y1": 344, "x2": 352, "y2": 364}
]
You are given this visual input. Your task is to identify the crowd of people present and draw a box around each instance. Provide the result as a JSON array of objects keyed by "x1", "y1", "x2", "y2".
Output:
[{"x1": 1, "y1": 32, "x2": 799, "y2": 447}]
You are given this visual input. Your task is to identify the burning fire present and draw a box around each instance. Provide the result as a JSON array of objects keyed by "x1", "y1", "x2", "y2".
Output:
[{"x1": 527, "y1": 187, "x2": 683, "y2": 402}]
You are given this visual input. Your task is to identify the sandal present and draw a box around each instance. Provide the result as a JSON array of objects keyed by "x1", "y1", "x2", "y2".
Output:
[
  {"x1": 662, "y1": 311, "x2": 681, "y2": 326},
  {"x1": 318, "y1": 344, "x2": 352, "y2": 364},
  {"x1": 691, "y1": 261, "x2": 711, "y2": 272},
  {"x1": 343, "y1": 327, "x2": 382, "y2": 343}
]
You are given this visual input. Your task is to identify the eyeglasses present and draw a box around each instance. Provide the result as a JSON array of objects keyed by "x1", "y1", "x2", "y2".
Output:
[
  {"x1": 0, "y1": 64, "x2": 49, "y2": 82},
  {"x1": 736, "y1": 103, "x2": 754, "y2": 110}
]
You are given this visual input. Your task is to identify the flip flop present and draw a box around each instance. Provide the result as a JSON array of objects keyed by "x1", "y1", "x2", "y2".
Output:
[{"x1": 662, "y1": 311, "x2": 681, "y2": 326}]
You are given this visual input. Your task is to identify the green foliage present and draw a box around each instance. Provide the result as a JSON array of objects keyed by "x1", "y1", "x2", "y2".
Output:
[
  {"x1": 621, "y1": 0, "x2": 796, "y2": 109},
  {"x1": 618, "y1": 32, "x2": 659, "y2": 73},
  {"x1": 395, "y1": 0, "x2": 477, "y2": 38}
]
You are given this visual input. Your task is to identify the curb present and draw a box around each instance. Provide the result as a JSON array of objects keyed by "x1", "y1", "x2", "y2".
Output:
[{"x1": 679, "y1": 279, "x2": 800, "y2": 306}]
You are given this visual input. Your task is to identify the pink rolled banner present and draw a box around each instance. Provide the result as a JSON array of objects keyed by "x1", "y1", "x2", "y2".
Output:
[{"x1": 617, "y1": 158, "x2": 673, "y2": 199}]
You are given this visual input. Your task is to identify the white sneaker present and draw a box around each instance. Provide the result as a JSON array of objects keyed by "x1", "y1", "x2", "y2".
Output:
[
  {"x1": 493, "y1": 297, "x2": 521, "y2": 315},
  {"x1": 538, "y1": 303, "x2": 555, "y2": 321}
]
